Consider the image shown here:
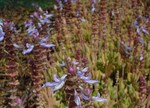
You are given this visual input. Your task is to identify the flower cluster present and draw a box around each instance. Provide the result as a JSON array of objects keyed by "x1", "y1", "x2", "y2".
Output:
[
  {"x1": 13, "y1": 7, "x2": 55, "y2": 54},
  {"x1": 133, "y1": 16, "x2": 149, "y2": 36},
  {"x1": 42, "y1": 58, "x2": 107, "y2": 107}
]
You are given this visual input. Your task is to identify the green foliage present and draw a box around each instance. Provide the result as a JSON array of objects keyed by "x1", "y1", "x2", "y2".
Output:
[
  {"x1": 0, "y1": 0, "x2": 55, "y2": 9},
  {"x1": 0, "y1": 0, "x2": 150, "y2": 108}
]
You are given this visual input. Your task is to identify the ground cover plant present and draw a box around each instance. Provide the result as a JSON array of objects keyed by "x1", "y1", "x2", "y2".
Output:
[{"x1": 0, "y1": 0, "x2": 150, "y2": 108}]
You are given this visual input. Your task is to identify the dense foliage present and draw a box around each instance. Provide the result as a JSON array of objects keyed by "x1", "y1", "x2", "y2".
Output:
[
  {"x1": 0, "y1": 0, "x2": 55, "y2": 9},
  {"x1": 0, "y1": 0, "x2": 150, "y2": 108}
]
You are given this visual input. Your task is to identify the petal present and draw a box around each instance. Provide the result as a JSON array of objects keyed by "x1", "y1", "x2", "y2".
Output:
[
  {"x1": 27, "y1": 26, "x2": 38, "y2": 36},
  {"x1": 0, "y1": 28, "x2": 5, "y2": 41},
  {"x1": 53, "y1": 74, "x2": 61, "y2": 82},
  {"x1": 136, "y1": 26, "x2": 142, "y2": 36},
  {"x1": 138, "y1": 38, "x2": 145, "y2": 45},
  {"x1": 74, "y1": 90, "x2": 81, "y2": 106},
  {"x1": 60, "y1": 74, "x2": 67, "y2": 81},
  {"x1": 53, "y1": 81, "x2": 65, "y2": 92},
  {"x1": 40, "y1": 36, "x2": 49, "y2": 43},
  {"x1": 42, "y1": 82, "x2": 59, "y2": 87},
  {"x1": 0, "y1": 19, "x2": 3, "y2": 26},
  {"x1": 140, "y1": 55, "x2": 144, "y2": 61},
  {"x1": 38, "y1": 23, "x2": 42, "y2": 28},
  {"x1": 22, "y1": 43, "x2": 34, "y2": 55},
  {"x1": 84, "y1": 79, "x2": 99, "y2": 84},
  {"x1": 133, "y1": 19, "x2": 138, "y2": 26},
  {"x1": 82, "y1": 67, "x2": 88, "y2": 72},
  {"x1": 81, "y1": 93, "x2": 90, "y2": 101},
  {"x1": 92, "y1": 96, "x2": 107, "y2": 102},
  {"x1": 80, "y1": 73, "x2": 92, "y2": 80},
  {"x1": 13, "y1": 43, "x2": 22, "y2": 49},
  {"x1": 59, "y1": 61, "x2": 66, "y2": 67},
  {"x1": 0, "y1": 36, "x2": 4, "y2": 41},
  {"x1": 40, "y1": 43, "x2": 55, "y2": 48},
  {"x1": 80, "y1": 18, "x2": 86, "y2": 22},
  {"x1": 72, "y1": 61, "x2": 79, "y2": 65},
  {"x1": 44, "y1": 13, "x2": 53, "y2": 18},
  {"x1": 97, "y1": 92, "x2": 100, "y2": 97},
  {"x1": 77, "y1": 71, "x2": 85, "y2": 76},
  {"x1": 142, "y1": 27, "x2": 149, "y2": 34}
]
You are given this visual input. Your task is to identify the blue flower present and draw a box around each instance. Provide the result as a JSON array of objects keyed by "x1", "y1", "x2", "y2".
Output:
[
  {"x1": 13, "y1": 43, "x2": 22, "y2": 49},
  {"x1": 81, "y1": 92, "x2": 90, "y2": 101},
  {"x1": 0, "y1": 23, "x2": 5, "y2": 42},
  {"x1": 81, "y1": 92, "x2": 107, "y2": 102},
  {"x1": 27, "y1": 26, "x2": 39, "y2": 37},
  {"x1": 77, "y1": 67, "x2": 100, "y2": 84},
  {"x1": 136, "y1": 26, "x2": 142, "y2": 36},
  {"x1": 84, "y1": 79, "x2": 100, "y2": 84},
  {"x1": 39, "y1": 36, "x2": 55, "y2": 48},
  {"x1": 92, "y1": 93, "x2": 107, "y2": 102},
  {"x1": 38, "y1": 13, "x2": 53, "y2": 25},
  {"x1": 141, "y1": 26, "x2": 149, "y2": 35},
  {"x1": 22, "y1": 43, "x2": 34, "y2": 55},
  {"x1": 74, "y1": 89, "x2": 81, "y2": 108},
  {"x1": 64, "y1": 0, "x2": 77, "y2": 3},
  {"x1": 59, "y1": 61, "x2": 66, "y2": 67},
  {"x1": 42, "y1": 74, "x2": 67, "y2": 92},
  {"x1": 40, "y1": 42, "x2": 55, "y2": 48}
]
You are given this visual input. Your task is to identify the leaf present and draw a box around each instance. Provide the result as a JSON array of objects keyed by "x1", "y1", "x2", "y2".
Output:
[{"x1": 105, "y1": 63, "x2": 113, "y2": 77}]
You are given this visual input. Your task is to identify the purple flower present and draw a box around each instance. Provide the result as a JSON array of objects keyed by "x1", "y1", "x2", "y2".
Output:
[
  {"x1": 40, "y1": 42, "x2": 55, "y2": 48},
  {"x1": 27, "y1": 26, "x2": 39, "y2": 37},
  {"x1": 74, "y1": 90, "x2": 81, "y2": 108},
  {"x1": 136, "y1": 26, "x2": 142, "y2": 36},
  {"x1": 91, "y1": 0, "x2": 96, "y2": 12},
  {"x1": 77, "y1": 68, "x2": 87, "y2": 76},
  {"x1": 84, "y1": 79, "x2": 99, "y2": 84},
  {"x1": 44, "y1": 13, "x2": 53, "y2": 18},
  {"x1": 133, "y1": 16, "x2": 142, "y2": 27},
  {"x1": 141, "y1": 26, "x2": 149, "y2": 35},
  {"x1": 42, "y1": 82, "x2": 59, "y2": 87},
  {"x1": 24, "y1": 20, "x2": 33, "y2": 28},
  {"x1": 77, "y1": 67, "x2": 100, "y2": 84},
  {"x1": 0, "y1": 27, "x2": 5, "y2": 41},
  {"x1": 64, "y1": 0, "x2": 77, "y2": 3},
  {"x1": 22, "y1": 43, "x2": 34, "y2": 55},
  {"x1": 81, "y1": 93, "x2": 90, "y2": 101},
  {"x1": 59, "y1": 61, "x2": 66, "y2": 67},
  {"x1": 39, "y1": 17, "x2": 51, "y2": 25},
  {"x1": 40, "y1": 36, "x2": 50, "y2": 42},
  {"x1": 55, "y1": 0, "x2": 63, "y2": 8},
  {"x1": 42, "y1": 74, "x2": 67, "y2": 92},
  {"x1": 10, "y1": 22, "x2": 17, "y2": 33},
  {"x1": 81, "y1": 91, "x2": 107, "y2": 102},
  {"x1": 38, "y1": 23, "x2": 42, "y2": 28},
  {"x1": 0, "y1": 19, "x2": 3, "y2": 26},
  {"x1": 92, "y1": 93, "x2": 107, "y2": 102},
  {"x1": 39, "y1": 36, "x2": 55, "y2": 48},
  {"x1": 133, "y1": 18, "x2": 138, "y2": 27},
  {"x1": 53, "y1": 81, "x2": 65, "y2": 91},
  {"x1": 13, "y1": 43, "x2": 22, "y2": 49},
  {"x1": 80, "y1": 73, "x2": 92, "y2": 80},
  {"x1": 53, "y1": 74, "x2": 67, "y2": 82},
  {"x1": 138, "y1": 37, "x2": 145, "y2": 45},
  {"x1": 140, "y1": 51, "x2": 144, "y2": 61}
]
